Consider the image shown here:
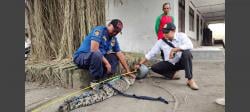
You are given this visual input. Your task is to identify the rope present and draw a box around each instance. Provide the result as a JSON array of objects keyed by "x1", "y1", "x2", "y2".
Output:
[{"x1": 31, "y1": 70, "x2": 137, "y2": 112}]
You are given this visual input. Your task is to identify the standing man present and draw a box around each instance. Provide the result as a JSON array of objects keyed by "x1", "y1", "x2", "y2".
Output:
[
  {"x1": 155, "y1": 2, "x2": 175, "y2": 59},
  {"x1": 155, "y1": 2, "x2": 175, "y2": 40},
  {"x1": 135, "y1": 23, "x2": 199, "y2": 90},
  {"x1": 73, "y1": 19, "x2": 135, "y2": 88}
]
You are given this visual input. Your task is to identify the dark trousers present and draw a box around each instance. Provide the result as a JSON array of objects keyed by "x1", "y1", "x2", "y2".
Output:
[
  {"x1": 73, "y1": 51, "x2": 119, "y2": 81},
  {"x1": 151, "y1": 50, "x2": 193, "y2": 80},
  {"x1": 160, "y1": 49, "x2": 164, "y2": 60}
]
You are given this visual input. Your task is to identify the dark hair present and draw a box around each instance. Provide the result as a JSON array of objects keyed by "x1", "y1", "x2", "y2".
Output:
[
  {"x1": 162, "y1": 2, "x2": 170, "y2": 10},
  {"x1": 109, "y1": 19, "x2": 123, "y2": 32}
]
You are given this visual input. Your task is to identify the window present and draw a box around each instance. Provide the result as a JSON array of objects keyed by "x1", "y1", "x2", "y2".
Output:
[
  {"x1": 189, "y1": 7, "x2": 194, "y2": 31},
  {"x1": 179, "y1": 0, "x2": 185, "y2": 7}
]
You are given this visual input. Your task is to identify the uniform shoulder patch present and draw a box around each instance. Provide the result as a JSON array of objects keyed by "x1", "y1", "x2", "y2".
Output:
[{"x1": 94, "y1": 30, "x2": 100, "y2": 36}]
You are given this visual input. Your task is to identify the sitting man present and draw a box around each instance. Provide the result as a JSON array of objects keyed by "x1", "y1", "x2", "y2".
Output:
[
  {"x1": 135, "y1": 22, "x2": 199, "y2": 90},
  {"x1": 73, "y1": 19, "x2": 135, "y2": 88}
]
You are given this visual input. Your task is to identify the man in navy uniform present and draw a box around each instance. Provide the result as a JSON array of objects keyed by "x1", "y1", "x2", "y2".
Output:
[
  {"x1": 135, "y1": 23, "x2": 199, "y2": 90},
  {"x1": 73, "y1": 19, "x2": 135, "y2": 87}
]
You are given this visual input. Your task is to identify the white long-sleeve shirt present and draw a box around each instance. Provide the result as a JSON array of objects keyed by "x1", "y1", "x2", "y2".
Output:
[{"x1": 145, "y1": 32, "x2": 193, "y2": 65}]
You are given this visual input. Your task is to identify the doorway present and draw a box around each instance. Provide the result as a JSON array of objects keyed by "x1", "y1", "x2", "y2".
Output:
[
  {"x1": 178, "y1": 0, "x2": 185, "y2": 32},
  {"x1": 196, "y1": 14, "x2": 200, "y2": 40}
]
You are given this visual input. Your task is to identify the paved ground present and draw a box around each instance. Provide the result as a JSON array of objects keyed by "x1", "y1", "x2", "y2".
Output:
[{"x1": 25, "y1": 60, "x2": 225, "y2": 112}]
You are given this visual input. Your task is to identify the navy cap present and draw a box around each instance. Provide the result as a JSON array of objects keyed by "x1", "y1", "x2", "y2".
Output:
[{"x1": 162, "y1": 22, "x2": 176, "y2": 33}]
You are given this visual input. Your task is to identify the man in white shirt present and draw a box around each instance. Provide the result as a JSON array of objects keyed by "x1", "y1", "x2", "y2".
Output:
[{"x1": 135, "y1": 23, "x2": 199, "y2": 90}]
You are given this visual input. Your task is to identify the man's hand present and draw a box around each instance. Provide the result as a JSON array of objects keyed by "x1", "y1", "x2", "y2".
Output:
[
  {"x1": 124, "y1": 68, "x2": 136, "y2": 79},
  {"x1": 169, "y1": 48, "x2": 181, "y2": 59},
  {"x1": 169, "y1": 49, "x2": 176, "y2": 59},
  {"x1": 105, "y1": 63, "x2": 112, "y2": 74},
  {"x1": 134, "y1": 58, "x2": 147, "y2": 70},
  {"x1": 116, "y1": 52, "x2": 135, "y2": 79},
  {"x1": 134, "y1": 64, "x2": 141, "y2": 70}
]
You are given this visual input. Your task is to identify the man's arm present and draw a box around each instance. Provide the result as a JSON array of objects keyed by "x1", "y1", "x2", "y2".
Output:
[
  {"x1": 155, "y1": 15, "x2": 161, "y2": 36},
  {"x1": 135, "y1": 41, "x2": 161, "y2": 68},
  {"x1": 91, "y1": 40, "x2": 111, "y2": 73},
  {"x1": 116, "y1": 51, "x2": 129, "y2": 72},
  {"x1": 90, "y1": 40, "x2": 100, "y2": 52},
  {"x1": 116, "y1": 51, "x2": 135, "y2": 78},
  {"x1": 145, "y1": 40, "x2": 161, "y2": 60},
  {"x1": 135, "y1": 58, "x2": 148, "y2": 67},
  {"x1": 169, "y1": 33, "x2": 193, "y2": 59},
  {"x1": 173, "y1": 33, "x2": 193, "y2": 51},
  {"x1": 178, "y1": 33, "x2": 193, "y2": 50}
]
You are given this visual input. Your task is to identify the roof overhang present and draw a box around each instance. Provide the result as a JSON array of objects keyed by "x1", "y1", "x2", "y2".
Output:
[{"x1": 191, "y1": 0, "x2": 225, "y2": 24}]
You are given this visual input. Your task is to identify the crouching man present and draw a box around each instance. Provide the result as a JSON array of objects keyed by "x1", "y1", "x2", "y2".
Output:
[
  {"x1": 73, "y1": 19, "x2": 135, "y2": 88},
  {"x1": 135, "y1": 23, "x2": 199, "y2": 90}
]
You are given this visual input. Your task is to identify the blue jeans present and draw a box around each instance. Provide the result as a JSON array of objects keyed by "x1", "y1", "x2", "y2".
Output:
[{"x1": 73, "y1": 51, "x2": 119, "y2": 81}]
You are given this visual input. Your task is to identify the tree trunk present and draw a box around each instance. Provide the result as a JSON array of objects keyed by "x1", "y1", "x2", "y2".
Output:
[{"x1": 25, "y1": 0, "x2": 106, "y2": 62}]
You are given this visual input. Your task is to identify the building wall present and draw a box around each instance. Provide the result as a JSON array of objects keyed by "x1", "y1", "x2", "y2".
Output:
[
  {"x1": 184, "y1": 0, "x2": 205, "y2": 47},
  {"x1": 106, "y1": 0, "x2": 205, "y2": 53}
]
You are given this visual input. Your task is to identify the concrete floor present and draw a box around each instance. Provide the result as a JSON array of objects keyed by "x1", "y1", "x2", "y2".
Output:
[{"x1": 25, "y1": 60, "x2": 225, "y2": 112}]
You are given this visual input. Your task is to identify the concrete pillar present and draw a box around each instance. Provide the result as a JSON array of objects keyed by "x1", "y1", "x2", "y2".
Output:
[{"x1": 172, "y1": 0, "x2": 179, "y2": 33}]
